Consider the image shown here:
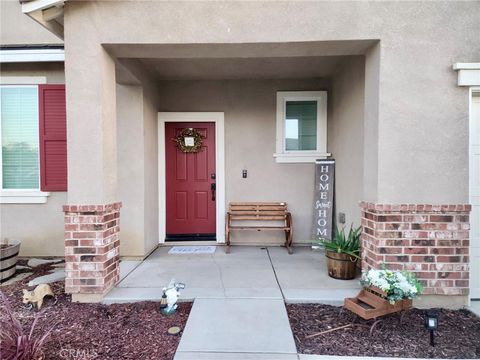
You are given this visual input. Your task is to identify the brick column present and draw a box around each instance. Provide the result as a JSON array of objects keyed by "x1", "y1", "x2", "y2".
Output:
[
  {"x1": 63, "y1": 202, "x2": 122, "y2": 302},
  {"x1": 360, "y1": 202, "x2": 470, "y2": 296}
]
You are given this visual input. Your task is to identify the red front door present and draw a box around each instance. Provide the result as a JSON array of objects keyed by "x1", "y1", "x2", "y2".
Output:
[{"x1": 165, "y1": 122, "x2": 216, "y2": 240}]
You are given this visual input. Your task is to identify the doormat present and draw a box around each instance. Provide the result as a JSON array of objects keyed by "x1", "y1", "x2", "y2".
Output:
[{"x1": 168, "y1": 246, "x2": 216, "y2": 255}]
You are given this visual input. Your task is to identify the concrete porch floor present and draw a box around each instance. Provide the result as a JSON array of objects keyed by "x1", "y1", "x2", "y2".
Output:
[{"x1": 104, "y1": 246, "x2": 361, "y2": 304}]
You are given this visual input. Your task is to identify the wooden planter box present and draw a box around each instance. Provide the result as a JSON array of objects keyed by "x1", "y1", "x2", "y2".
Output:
[
  {"x1": 0, "y1": 240, "x2": 21, "y2": 283},
  {"x1": 344, "y1": 286, "x2": 412, "y2": 320}
]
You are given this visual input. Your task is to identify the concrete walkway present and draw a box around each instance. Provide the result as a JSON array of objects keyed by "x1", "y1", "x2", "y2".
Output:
[
  {"x1": 176, "y1": 298, "x2": 297, "y2": 358},
  {"x1": 104, "y1": 246, "x2": 360, "y2": 304},
  {"x1": 104, "y1": 246, "x2": 361, "y2": 359}
]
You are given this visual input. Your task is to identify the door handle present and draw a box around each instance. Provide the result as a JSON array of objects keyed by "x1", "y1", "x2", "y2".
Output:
[{"x1": 210, "y1": 183, "x2": 216, "y2": 201}]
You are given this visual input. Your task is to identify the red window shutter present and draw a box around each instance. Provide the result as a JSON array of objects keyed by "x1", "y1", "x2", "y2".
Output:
[{"x1": 39, "y1": 85, "x2": 67, "y2": 191}]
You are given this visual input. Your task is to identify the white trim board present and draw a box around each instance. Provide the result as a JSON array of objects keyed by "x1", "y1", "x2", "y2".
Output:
[
  {"x1": 469, "y1": 87, "x2": 480, "y2": 301},
  {"x1": 157, "y1": 112, "x2": 226, "y2": 244},
  {"x1": 0, "y1": 49, "x2": 64, "y2": 63},
  {"x1": 22, "y1": 0, "x2": 64, "y2": 13},
  {"x1": 0, "y1": 190, "x2": 50, "y2": 204},
  {"x1": 453, "y1": 63, "x2": 480, "y2": 86}
]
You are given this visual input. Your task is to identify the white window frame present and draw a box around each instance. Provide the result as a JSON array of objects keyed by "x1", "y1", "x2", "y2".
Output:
[
  {"x1": 274, "y1": 91, "x2": 330, "y2": 163},
  {"x1": 0, "y1": 79, "x2": 50, "y2": 204}
]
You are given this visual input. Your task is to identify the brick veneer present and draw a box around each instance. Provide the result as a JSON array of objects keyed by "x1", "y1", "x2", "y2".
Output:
[
  {"x1": 63, "y1": 202, "x2": 122, "y2": 296},
  {"x1": 360, "y1": 202, "x2": 470, "y2": 296}
]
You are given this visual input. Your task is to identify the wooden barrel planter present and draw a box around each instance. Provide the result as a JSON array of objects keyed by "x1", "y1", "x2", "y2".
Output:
[
  {"x1": 325, "y1": 250, "x2": 357, "y2": 280},
  {"x1": 1, "y1": 240, "x2": 21, "y2": 283}
]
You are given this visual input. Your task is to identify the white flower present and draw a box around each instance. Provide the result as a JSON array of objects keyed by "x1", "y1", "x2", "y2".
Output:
[{"x1": 361, "y1": 268, "x2": 420, "y2": 303}]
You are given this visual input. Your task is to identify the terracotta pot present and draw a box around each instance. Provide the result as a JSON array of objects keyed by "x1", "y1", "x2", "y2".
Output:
[
  {"x1": 1, "y1": 240, "x2": 21, "y2": 283},
  {"x1": 325, "y1": 250, "x2": 357, "y2": 280}
]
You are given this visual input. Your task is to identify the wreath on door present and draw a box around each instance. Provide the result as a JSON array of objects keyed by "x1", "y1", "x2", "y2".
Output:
[{"x1": 173, "y1": 128, "x2": 205, "y2": 153}]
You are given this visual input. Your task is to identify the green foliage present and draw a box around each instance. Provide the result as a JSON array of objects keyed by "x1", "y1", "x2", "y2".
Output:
[
  {"x1": 361, "y1": 268, "x2": 423, "y2": 304},
  {"x1": 314, "y1": 224, "x2": 362, "y2": 259}
]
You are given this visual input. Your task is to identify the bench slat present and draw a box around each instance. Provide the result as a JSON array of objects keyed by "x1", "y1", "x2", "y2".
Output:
[
  {"x1": 229, "y1": 202, "x2": 286, "y2": 206},
  {"x1": 229, "y1": 206, "x2": 287, "y2": 211},
  {"x1": 229, "y1": 216, "x2": 287, "y2": 220},
  {"x1": 229, "y1": 211, "x2": 287, "y2": 216},
  {"x1": 229, "y1": 226, "x2": 291, "y2": 230}
]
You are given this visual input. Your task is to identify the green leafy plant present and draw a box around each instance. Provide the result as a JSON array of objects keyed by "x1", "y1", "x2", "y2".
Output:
[
  {"x1": 361, "y1": 268, "x2": 423, "y2": 304},
  {"x1": 315, "y1": 224, "x2": 362, "y2": 259}
]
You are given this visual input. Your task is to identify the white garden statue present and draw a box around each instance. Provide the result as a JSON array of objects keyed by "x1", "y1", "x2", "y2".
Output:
[{"x1": 160, "y1": 279, "x2": 186, "y2": 315}]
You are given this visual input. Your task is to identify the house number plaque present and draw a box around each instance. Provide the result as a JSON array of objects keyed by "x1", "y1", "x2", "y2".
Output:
[{"x1": 312, "y1": 159, "x2": 335, "y2": 243}]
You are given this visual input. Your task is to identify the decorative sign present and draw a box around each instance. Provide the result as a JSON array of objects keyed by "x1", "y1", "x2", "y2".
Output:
[
  {"x1": 312, "y1": 159, "x2": 335, "y2": 243},
  {"x1": 184, "y1": 137, "x2": 195, "y2": 147},
  {"x1": 173, "y1": 128, "x2": 204, "y2": 153}
]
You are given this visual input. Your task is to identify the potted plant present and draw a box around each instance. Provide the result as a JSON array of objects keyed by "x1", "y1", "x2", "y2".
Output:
[
  {"x1": 361, "y1": 268, "x2": 423, "y2": 304},
  {"x1": 1, "y1": 239, "x2": 21, "y2": 283},
  {"x1": 344, "y1": 269, "x2": 422, "y2": 320},
  {"x1": 315, "y1": 224, "x2": 361, "y2": 280}
]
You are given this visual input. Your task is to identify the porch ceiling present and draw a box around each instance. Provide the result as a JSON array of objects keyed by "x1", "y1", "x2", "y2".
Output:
[
  {"x1": 138, "y1": 56, "x2": 354, "y2": 80},
  {"x1": 110, "y1": 40, "x2": 374, "y2": 83}
]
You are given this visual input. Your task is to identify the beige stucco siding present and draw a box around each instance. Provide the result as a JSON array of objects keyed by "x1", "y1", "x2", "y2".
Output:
[
  {"x1": 157, "y1": 79, "x2": 321, "y2": 244},
  {"x1": 0, "y1": 0, "x2": 62, "y2": 45},
  {"x1": 0, "y1": 193, "x2": 66, "y2": 257},
  {"x1": 116, "y1": 84, "x2": 158, "y2": 257},
  {"x1": 63, "y1": 0, "x2": 479, "y2": 205},
  {"x1": 142, "y1": 93, "x2": 159, "y2": 255},
  {"x1": 0, "y1": 63, "x2": 65, "y2": 83},
  {"x1": 4, "y1": 0, "x2": 477, "y2": 256},
  {"x1": 329, "y1": 57, "x2": 365, "y2": 228},
  {"x1": 117, "y1": 84, "x2": 145, "y2": 256}
]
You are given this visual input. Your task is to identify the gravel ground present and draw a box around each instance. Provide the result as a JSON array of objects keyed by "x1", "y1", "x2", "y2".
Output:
[
  {"x1": 1, "y1": 261, "x2": 191, "y2": 360},
  {"x1": 287, "y1": 303, "x2": 480, "y2": 359}
]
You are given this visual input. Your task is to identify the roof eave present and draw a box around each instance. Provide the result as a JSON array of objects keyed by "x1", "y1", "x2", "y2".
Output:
[{"x1": 21, "y1": 0, "x2": 65, "y2": 40}]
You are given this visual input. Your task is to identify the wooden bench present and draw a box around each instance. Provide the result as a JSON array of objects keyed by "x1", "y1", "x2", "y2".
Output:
[{"x1": 225, "y1": 202, "x2": 293, "y2": 254}]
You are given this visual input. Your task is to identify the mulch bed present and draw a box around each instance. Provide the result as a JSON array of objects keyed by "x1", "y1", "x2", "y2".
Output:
[
  {"x1": 287, "y1": 303, "x2": 480, "y2": 358},
  {"x1": 1, "y1": 261, "x2": 192, "y2": 360}
]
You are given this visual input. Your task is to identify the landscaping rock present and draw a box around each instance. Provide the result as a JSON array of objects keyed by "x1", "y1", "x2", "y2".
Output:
[
  {"x1": 16, "y1": 265, "x2": 31, "y2": 270},
  {"x1": 28, "y1": 268, "x2": 65, "y2": 287},
  {"x1": 27, "y1": 258, "x2": 63, "y2": 267},
  {"x1": 1, "y1": 272, "x2": 33, "y2": 286}
]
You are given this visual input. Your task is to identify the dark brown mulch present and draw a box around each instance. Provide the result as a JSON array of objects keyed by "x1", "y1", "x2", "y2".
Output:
[
  {"x1": 287, "y1": 303, "x2": 480, "y2": 359},
  {"x1": 1, "y1": 262, "x2": 192, "y2": 360}
]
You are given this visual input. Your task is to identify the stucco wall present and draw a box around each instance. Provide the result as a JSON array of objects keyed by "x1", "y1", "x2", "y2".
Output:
[
  {"x1": 156, "y1": 74, "x2": 365, "y2": 244},
  {"x1": 117, "y1": 84, "x2": 145, "y2": 257},
  {"x1": 62, "y1": 0, "x2": 479, "y2": 205},
  {"x1": 0, "y1": 64, "x2": 66, "y2": 256},
  {"x1": 0, "y1": 63, "x2": 65, "y2": 83},
  {"x1": 157, "y1": 79, "x2": 337, "y2": 244},
  {"x1": 142, "y1": 92, "x2": 159, "y2": 255},
  {"x1": 329, "y1": 57, "x2": 365, "y2": 228},
  {"x1": 116, "y1": 84, "x2": 158, "y2": 257},
  {"x1": 0, "y1": 193, "x2": 66, "y2": 256},
  {"x1": 0, "y1": 0, "x2": 62, "y2": 45}
]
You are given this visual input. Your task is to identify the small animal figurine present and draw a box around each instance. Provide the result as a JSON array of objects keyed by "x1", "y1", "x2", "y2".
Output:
[
  {"x1": 160, "y1": 279, "x2": 185, "y2": 316},
  {"x1": 22, "y1": 284, "x2": 54, "y2": 309}
]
